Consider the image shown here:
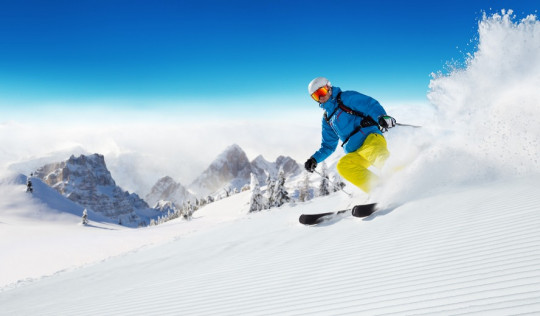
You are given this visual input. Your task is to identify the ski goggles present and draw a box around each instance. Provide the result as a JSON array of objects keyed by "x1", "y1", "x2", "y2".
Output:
[{"x1": 311, "y1": 86, "x2": 329, "y2": 102}]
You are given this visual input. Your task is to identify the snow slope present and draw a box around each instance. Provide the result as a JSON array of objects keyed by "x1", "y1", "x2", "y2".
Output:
[
  {"x1": 0, "y1": 178, "x2": 202, "y2": 288},
  {"x1": 1, "y1": 177, "x2": 540, "y2": 315}
]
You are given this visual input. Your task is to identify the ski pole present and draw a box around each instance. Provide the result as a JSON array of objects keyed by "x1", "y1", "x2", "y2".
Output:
[
  {"x1": 396, "y1": 122, "x2": 422, "y2": 128},
  {"x1": 313, "y1": 170, "x2": 352, "y2": 197}
]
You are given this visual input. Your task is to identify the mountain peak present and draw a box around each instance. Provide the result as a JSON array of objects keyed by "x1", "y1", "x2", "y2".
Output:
[
  {"x1": 146, "y1": 176, "x2": 195, "y2": 207},
  {"x1": 189, "y1": 144, "x2": 302, "y2": 196},
  {"x1": 225, "y1": 143, "x2": 243, "y2": 152},
  {"x1": 190, "y1": 145, "x2": 252, "y2": 196},
  {"x1": 34, "y1": 153, "x2": 154, "y2": 226}
]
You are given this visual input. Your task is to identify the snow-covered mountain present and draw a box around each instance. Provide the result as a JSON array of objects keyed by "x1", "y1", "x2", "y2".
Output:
[
  {"x1": 145, "y1": 176, "x2": 196, "y2": 207},
  {"x1": 189, "y1": 144, "x2": 302, "y2": 197},
  {"x1": 33, "y1": 154, "x2": 158, "y2": 227},
  {"x1": 189, "y1": 144, "x2": 253, "y2": 196},
  {"x1": 251, "y1": 154, "x2": 302, "y2": 184}
]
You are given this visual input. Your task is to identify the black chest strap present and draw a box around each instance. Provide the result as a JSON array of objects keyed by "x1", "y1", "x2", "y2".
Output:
[
  {"x1": 324, "y1": 92, "x2": 379, "y2": 147},
  {"x1": 336, "y1": 92, "x2": 377, "y2": 127}
]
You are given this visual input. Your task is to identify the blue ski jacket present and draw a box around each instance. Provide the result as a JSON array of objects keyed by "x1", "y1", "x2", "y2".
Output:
[{"x1": 312, "y1": 87, "x2": 387, "y2": 163}]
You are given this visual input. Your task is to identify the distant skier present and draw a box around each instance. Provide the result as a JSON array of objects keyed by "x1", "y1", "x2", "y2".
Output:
[{"x1": 304, "y1": 77, "x2": 396, "y2": 193}]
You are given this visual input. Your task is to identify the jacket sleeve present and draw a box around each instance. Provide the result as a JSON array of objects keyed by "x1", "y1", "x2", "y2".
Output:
[
  {"x1": 348, "y1": 92, "x2": 387, "y2": 122},
  {"x1": 366, "y1": 99, "x2": 387, "y2": 122},
  {"x1": 312, "y1": 116, "x2": 339, "y2": 163}
]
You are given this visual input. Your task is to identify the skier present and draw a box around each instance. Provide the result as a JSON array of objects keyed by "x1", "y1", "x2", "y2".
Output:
[{"x1": 304, "y1": 77, "x2": 396, "y2": 194}]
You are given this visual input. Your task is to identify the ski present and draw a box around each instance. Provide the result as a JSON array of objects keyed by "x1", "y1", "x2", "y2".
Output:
[
  {"x1": 299, "y1": 210, "x2": 349, "y2": 225},
  {"x1": 351, "y1": 203, "x2": 377, "y2": 217},
  {"x1": 299, "y1": 203, "x2": 377, "y2": 225}
]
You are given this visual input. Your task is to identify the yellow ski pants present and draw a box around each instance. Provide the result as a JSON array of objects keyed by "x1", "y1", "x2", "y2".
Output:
[{"x1": 336, "y1": 133, "x2": 389, "y2": 193}]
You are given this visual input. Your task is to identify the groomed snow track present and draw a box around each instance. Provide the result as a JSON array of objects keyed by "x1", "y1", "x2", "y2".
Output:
[{"x1": 1, "y1": 180, "x2": 540, "y2": 315}]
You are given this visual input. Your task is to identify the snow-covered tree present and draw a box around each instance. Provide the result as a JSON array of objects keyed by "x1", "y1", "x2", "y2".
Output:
[
  {"x1": 183, "y1": 201, "x2": 193, "y2": 220},
  {"x1": 81, "y1": 209, "x2": 88, "y2": 225},
  {"x1": 298, "y1": 171, "x2": 311, "y2": 202},
  {"x1": 273, "y1": 168, "x2": 290, "y2": 207},
  {"x1": 331, "y1": 173, "x2": 346, "y2": 193},
  {"x1": 26, "y1": 178, "x2": 33, "y2": 193},
  {"x1": 265, "y1": 174, "x2": 276, "y2": 209},
  {"x1": 319, "y1": 162, "x2": 330, "y2": 196},
  {"x1": 249, "y1": 173, "x2": 265, "y2": 212}
]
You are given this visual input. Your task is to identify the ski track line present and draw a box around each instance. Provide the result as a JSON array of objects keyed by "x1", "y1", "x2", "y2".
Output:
[
  {"x1": 358, "y1": 208, "x2": 539, "y2": 246},
  {"x1": 285, "y1": 279, "x2": 540, "y2": 316},
  {"x1": 51, "y1": 247, "x2": 540, "y2": 316},
  {"x1": 11, "y1": 239, "x2": 532, "y2": 316},
  {"x1": 120, "y1": 266, "x2": 538, "y2": 316},
  {"x1": 5, "y1": 227, "x2": 540, "y2": 314},
  {"x1": 166, "y1": 262, "x2": 540, "y2": 313},
  {"x1": 103, "y1": 255, "x2": 540, "y2": 310},
  {"x1": 190, "y1": 282, "x2": 540, "y2": 316},
  {"x1": 154, "y1": 273, "x2": 540, "y2": 316},
  {"x1": 339, "y1": 292, "x2": 540, "y2": 316},
  {"x1": 283, "y1": 213, "x2": 539, "y2": 271},
  {"x1": 87, "y1": 235, "x2": 540, "y2": 310},
  {"x1": 80, "y1": 256, "x2": 536, "y2": 314},
  {"x1": 131, "y1": 247, "x2": 540, "y2": 301},
  {"x1": 124, "y1": 242, "x2": 540, "y2": 303},
  {"x1": 189, "y1": 224, "x2": 540, "y2": 287},
  {"x1": 379, "y1": 295, "x2": 540, "y2": 316},
  {"x1": 452, "y1": 302, "x2": 540, "y2": 316},
  {"x1": 376, "y1": 205, "x2": 540, "y2": 236},
  {"x1": 142, "y1": 231, "x2": 536, "y2": 314},
  {"x1": 143, "y1": 231, "x2": 532, "y2": 286}
]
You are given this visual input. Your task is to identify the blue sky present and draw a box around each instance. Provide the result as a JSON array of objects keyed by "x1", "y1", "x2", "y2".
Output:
[{"x1": 0, "y1": 0, "x2": 538, "y2": 118}]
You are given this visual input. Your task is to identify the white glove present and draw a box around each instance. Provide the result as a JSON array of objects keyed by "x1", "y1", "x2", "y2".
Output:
[{"x1": 378, "y1": 115, "x2": 396, "y2": 132}]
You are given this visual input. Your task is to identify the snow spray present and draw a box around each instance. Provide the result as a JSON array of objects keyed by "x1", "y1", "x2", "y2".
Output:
[{"x1": 377, "y1": 10, "x2": 540, "y2": 204}]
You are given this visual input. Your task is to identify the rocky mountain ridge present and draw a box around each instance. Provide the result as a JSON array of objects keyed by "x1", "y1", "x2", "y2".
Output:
[
  {"x1": 34, "y1": 154, "x2": 158, "y2": 226},
  {"x1": 31, "y1": 145, "x2": 302, "y2": 222}
]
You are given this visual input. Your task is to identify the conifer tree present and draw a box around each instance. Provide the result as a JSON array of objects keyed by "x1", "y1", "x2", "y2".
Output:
[
  {"x1": 319, "y1": 162, "x2": 330, "y2": 196},
  {"x1": 26, "y1": 177, "x2": 33, "y2": 193},
  {"x1": 273, "y1": 168, "x2": 290, "y2": 207},
  {"x1": 265, "y1": 174, "x2": 276, "y2": 209},
  {"x1": 331, "y1": 173, "x2": 346, "y2": 192},
  {"x1": 183, "y1": 201, "x2": 193, "y2": 220},
  {"x1": 298, "y1": 171, "x2": 311, "y2": 202},
  {"x1": 81, "y1": 209, "x2": 88, "y2": 225},
  {"x1": 249, "y1": 173, "x2": 265, "y2": 212}
]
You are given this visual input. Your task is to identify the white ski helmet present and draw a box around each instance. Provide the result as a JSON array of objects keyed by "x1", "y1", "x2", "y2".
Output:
[{"x1": 308, "y1": 77, "x2": 331, "y2": 95}]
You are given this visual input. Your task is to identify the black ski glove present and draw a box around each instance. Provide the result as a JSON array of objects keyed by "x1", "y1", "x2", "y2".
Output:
[
  {"x1": 378, "y1": 115, "x2": 396, "y2": 132},
  {"x1": 304, "y1": 157, "x2": 317, "y2": 173}
]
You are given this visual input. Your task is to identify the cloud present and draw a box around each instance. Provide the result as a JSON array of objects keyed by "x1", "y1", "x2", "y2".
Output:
[
  {"x1": 1, "y1": 93, "x2": 432, "y2": 197},
  {"x1": 0, "y1": 107, "x2": 325, "y2": 195}
]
